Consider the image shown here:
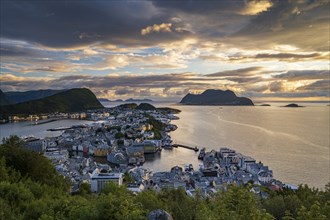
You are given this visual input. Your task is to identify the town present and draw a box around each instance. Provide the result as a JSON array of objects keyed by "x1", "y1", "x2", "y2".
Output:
[{"x1": 16, "y1": 104, "x2": 286, "y2": 198}]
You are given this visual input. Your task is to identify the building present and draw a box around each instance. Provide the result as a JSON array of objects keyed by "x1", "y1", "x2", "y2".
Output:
[
  {"x1": 24, "y1": 137, "x2": 45, "y2": 152},
  {"x1": 91, "y1": 170, "x2": 123, "y2": 193},
  {"x1": 132, "y1": 141, "x2": 158, "y2": 154},
  {"x1": 94, "y1": 148, "x2": 109, "y2": 157}
]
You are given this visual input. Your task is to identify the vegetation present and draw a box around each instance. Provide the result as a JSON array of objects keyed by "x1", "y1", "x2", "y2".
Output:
[
  {"x1": 0, "y1": 88, "x2": 104, "y2": 115},
  {"x1": 4, "y1": 89, "x2": 65, "y2": 104},
  {"x1": 106, "y1": 126, "x2": 121, "y2": 132},
  {"x1": 117, "y1": 103, "x2": 138, "y2": 109},
  {"x1": 146, "y1": 116, "x2": 166, "y2": 140},
  {"x1": 0, "y1": 89, "x2": 11, "y2": 106},
  {"x1": 115, "y1": 132, "x2": 125, "y2": 139},
  {"x1": 157, "y1": 107, "x2": 181, "y2": 114},
  {"x1": 135, "y1": 103, "x2": 156, "y2": 111},
  {"x1": 115, "y1": 103, "x2": 181, "y2": 115},
  {"x1": 0, "y1": 136, "x2": 329, "y2": 219}
]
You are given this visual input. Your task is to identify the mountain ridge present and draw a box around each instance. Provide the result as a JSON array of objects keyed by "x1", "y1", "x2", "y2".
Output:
[
  {"x1": 4, "y1": 89, "x2": 66, "y2": 104},
  {"x1": 0, "y1": 88, "x2": 103, "y2": 115}
]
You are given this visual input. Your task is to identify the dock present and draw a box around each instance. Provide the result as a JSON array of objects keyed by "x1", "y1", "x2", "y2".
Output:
[
  {"x1": 172, "y1": 144, "x2": 199, "y2": 151},
  {"x1": 47, "y1": 127, "x2": 71, "y2": 131}
]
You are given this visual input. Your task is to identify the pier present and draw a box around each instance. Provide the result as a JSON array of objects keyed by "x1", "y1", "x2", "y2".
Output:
[
  {"x1": 172, "y1": 144, "x2": 199, "y2": 151},
  {"x1": 47, "y1": 127, "x2": 71, "y2": 131}
]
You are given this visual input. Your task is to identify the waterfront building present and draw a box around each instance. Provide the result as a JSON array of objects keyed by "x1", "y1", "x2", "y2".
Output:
[
  {"x1": 91, "y1": 169, "x2": 123, "y2": 193},
  {"x1": 132, "y1": 141, "x2": 159, "y2": 154},
  {"x1": 24, "y1": 137, "x2": 45, "y2": 152}
]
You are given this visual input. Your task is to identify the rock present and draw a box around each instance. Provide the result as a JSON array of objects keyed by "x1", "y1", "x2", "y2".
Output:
[{"x1": 147, "y1": 209, "x2": 173, "y2": 220}]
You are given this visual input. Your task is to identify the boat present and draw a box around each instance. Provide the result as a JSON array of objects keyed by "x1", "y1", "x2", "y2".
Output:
[{"x1": 198, "y1": 147, "x2": 206, "y2": 160}]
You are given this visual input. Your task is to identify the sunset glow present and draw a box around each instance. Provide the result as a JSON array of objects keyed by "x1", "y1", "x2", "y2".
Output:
[{"x1": 1, "y1": 0, "x2": 329, "y2": 101}]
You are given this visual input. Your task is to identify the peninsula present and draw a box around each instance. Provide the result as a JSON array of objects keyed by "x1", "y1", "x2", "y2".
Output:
[
  {"x1": 180, "y1": 89, "x2": 254, "y2": 106},
  {"x1": 0, "y1": 88, "x2": 103, "y2": 115}
]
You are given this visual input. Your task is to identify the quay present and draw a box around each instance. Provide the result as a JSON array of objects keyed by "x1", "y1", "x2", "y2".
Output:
[
  {"x1": 47, "y1": 124, "x2": 87, "y2": 131},
  {"x1": 172, "y1": 144, "x2": 199, "y2": 151},
  {"x1": 31, "y1": 119, "x2": 59, "y2": 125},
  {"x1": 47, "y1": 127, "x2": 71, "y2": 131}
]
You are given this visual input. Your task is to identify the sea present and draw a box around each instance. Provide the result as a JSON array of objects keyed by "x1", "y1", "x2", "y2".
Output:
[{"x1": 0, "y1": 101, "x2": 329, "y2": 188}]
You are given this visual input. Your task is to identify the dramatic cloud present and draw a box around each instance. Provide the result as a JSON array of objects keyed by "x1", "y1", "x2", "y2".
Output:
[
  {"x1": 239, "y1": 0, "x2": 273, "y2": 15},
  {"x1": 1, "y1": 67, "x2": 328, "y2": 101},
  {"x1": 0, "y1": 0, "x2": 329, "y2": 101},
  {"x1": 141, "y1": 23, "x2": 172, "y2": 35},
  {"x1": 206, "y1": 67, "x2": 266, "y2": 77},
  {"x1": 269, "y1": 81, "x2": 283, "y2": 92},
  {"x1": 297, "y1": 80, "x2": 330, "y2": 91},
  {"x1": 273, "y1": 70, "x2": 329, "y2": 81}
]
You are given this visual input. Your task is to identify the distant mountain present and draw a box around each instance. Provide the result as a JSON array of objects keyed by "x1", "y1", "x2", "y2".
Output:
[
  {"x1": 99, "y1": 98, "x2": 124, "y2": 102},
  {"x1": 180, "y1": 89, "x2": 254, "y2": 106},
  {"x1": 5, "y1": 89, "x2": 65, "y2": 104},
  {"x1": 125, "y1": 98, "x2": 153, "y2": 102},
  {"x1": 0, "y1": 90, "x2": 11, "y2": 106},
  {"x1": 0, "y1": 88, "x2": 103, "y2": 115},
  {"x1": 98, "y1": 98, "x2": 111, "y2": 102}
]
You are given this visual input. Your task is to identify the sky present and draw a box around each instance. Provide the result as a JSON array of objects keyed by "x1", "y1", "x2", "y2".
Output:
[{"x1": 0, "y1": 0, "x2": 329, "y2": 101}]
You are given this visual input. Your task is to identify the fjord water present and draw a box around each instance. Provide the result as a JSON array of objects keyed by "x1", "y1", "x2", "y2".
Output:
[
  {"x1": 146, "y1": 103, "x2": 329, "y2": 188},
  {"x1": 0, "y1": 102, "x2": 329, "y2": 188}
]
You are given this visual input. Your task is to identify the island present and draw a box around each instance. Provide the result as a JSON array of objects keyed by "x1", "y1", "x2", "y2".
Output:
[
  {"x1": 180, "y1": 89, "x2": 254, "y2": 106},
  {"x1": 259, "y1": 104, "x2": 271, "y2": 106},
  {"x1": 282, "y1": 103, "x2": 304, "y2": 108}
]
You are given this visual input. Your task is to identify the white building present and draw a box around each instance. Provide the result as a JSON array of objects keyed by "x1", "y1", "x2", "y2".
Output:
[{"x1": 90, "y1": 170, "x2": 123, "y2": 193}]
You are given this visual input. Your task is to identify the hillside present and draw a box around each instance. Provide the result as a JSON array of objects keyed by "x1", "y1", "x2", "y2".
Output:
[
  {"x1": 0, "y1": 88, "x2": 103, "y2": 115},
  {"x1": 5, "y1": 89, "x2": 65, "y2": 104},
  {"x1": 116, "y1": 103, "x2": 180, "y2": 113},
  {"x1": 180, "y1": 89, "x2": 254, "y2": 106},
  {"x1": 135, "y1": 103, "x2": 156, "y2": 110},
  {"x1": 0, "y1": 89, "x2": 11, "y2": 106}
]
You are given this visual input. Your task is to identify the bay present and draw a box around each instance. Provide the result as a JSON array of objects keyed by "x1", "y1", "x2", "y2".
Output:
[{"x1": 144, "y1": 102, "x2": 330, "y2": 189}]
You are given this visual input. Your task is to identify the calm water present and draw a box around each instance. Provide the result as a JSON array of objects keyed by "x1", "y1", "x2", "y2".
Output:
[
  {"x1": 1, "y1": 102, "x2": 329, "y2": 188},
  {"x1": 0, "y1": 119, "x2": 93, "y2": 139},
  {"x1": 145, "y1": 102, "x2": 330, "y2": 189}
]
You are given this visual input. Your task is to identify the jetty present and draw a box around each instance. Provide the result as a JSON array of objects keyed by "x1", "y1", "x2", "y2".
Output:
[
  {"x1": 172, "y1": 144, "x2": 199, "y2": 151},
  {"x1": 47, "y1": 127, "x2": 71, "y2": 131},
  {"x1": 47, "y1": 124, "x2": 87, "y2": 131}
]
